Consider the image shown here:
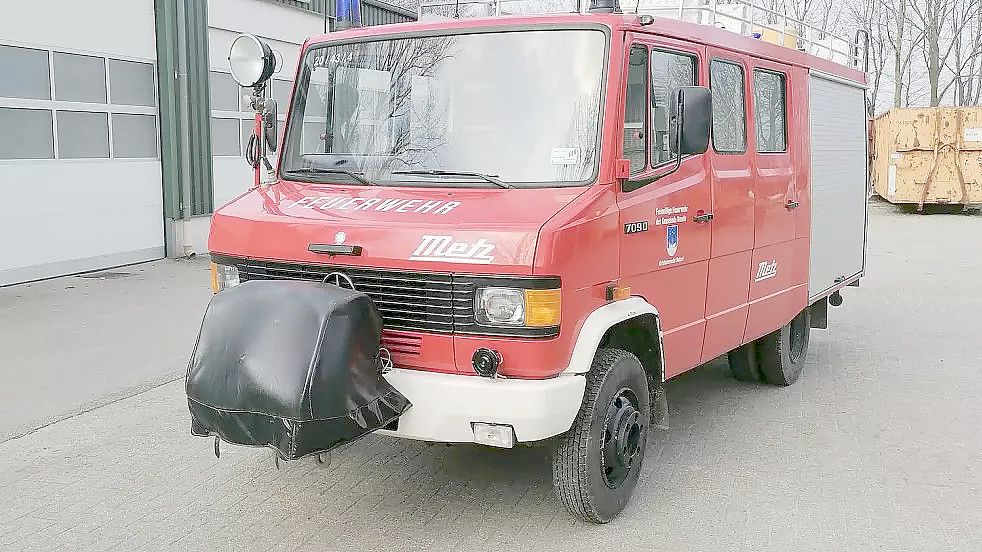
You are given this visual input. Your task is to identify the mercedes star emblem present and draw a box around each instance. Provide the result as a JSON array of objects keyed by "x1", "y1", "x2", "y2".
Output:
[{"x1": 323, "y1": 271, "x2": 356, "y2": 290}]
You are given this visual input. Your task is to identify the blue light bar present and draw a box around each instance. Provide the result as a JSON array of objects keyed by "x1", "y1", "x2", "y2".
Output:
[{"x1": 336, "y1": 0, "x2": 362, "y2": 30}]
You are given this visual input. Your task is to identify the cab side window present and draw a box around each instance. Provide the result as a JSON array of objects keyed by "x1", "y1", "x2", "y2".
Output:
[
  {"x1": 753, "y1": 69, "x2": 787, "y2": 153},
  {"x1": 710, "y1": 60, "x2": 747, "y2": 153},
  {"x1": 650, "y1": 50, "x2": 696, "y2": 166},
  {"x1": 623, "y1": 45, "x2": 648, "y2": 174}
]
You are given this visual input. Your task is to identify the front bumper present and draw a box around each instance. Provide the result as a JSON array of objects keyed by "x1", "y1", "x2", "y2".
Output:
[{"x1": 376, "y1": 368, "x2": 586, "y2": 444}]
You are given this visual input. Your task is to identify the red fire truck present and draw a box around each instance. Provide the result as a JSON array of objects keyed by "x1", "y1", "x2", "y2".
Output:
[{"x1": 190, "y1": 0, "x2": 870, "y2": 523}]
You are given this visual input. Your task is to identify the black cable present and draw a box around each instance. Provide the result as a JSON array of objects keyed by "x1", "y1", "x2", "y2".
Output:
[{"x1": 245, "y1": 132, "x2": 261, "y2": 169}]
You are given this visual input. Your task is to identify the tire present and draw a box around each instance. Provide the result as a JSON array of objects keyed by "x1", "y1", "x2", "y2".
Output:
[
  {"x1": 727, "y1": 342, "x2": 760, "y2": 382},
  {"x1": 756, "y1": 308, "x2": 811, "y2": 386},
  {"x1": 552, "y1": 348, "x2": 650, "y2": 524}
]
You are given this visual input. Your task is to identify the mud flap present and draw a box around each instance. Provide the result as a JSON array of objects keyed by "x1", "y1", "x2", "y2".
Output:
[
  {"x1": 650, "y1": 381, "x2": 669, "y2": 431},
  {"x1": 810, "y1": 297, "x2": 829, "y2": 329},
  {"x1": 186, "y1": 280, "x2": 410, "y2": 460}
]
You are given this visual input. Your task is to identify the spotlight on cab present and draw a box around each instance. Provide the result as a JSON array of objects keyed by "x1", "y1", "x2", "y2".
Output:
[{"x1": 228, "y1": 34, "x2": 281, "y2": 89}]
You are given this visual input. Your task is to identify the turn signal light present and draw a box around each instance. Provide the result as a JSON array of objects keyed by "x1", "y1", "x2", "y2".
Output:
[
  {"x1": 210, "y1": 262, "x2": 220, "y2": 294},
  {"x1": 606, "y1": 283, "x2": 631, "y2": 301},
  {"x1": 612, "y1": 285, "x2": 631, "y2": 301},
  {"x1": 524, "y1": 289, "x2": 562, "y2": 327},
  {"x1": 210, "y1": 262, "x2": 240, "y2": 293}
]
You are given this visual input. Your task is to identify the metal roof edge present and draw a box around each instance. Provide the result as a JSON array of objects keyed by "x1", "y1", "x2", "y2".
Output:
[{"x1": 363, "y1": 0, "x2": 417, "y2": 18}]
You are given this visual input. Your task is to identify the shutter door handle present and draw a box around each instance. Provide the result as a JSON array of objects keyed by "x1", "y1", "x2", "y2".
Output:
[
  {"x1": 693, "y1": 212, "x2": 714, "y2": 223},
  {"x1": 785, "y1": 200, "x2": 800, "y2": 210}
]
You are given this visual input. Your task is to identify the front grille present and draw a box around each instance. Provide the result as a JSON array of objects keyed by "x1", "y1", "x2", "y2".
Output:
[
  {"x1": 236, "y1": 259, "x2": 472, "y2": 333},
  {"x1": 380, "y1": 331, "x2": 422, "y2": 356}
]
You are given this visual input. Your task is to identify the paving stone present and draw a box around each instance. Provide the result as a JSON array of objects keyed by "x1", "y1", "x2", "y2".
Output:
[{"x1": 2, "y1": 201, "x2": 980, "y2": 551}]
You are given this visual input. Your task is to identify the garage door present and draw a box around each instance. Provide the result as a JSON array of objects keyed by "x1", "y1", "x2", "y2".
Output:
[{"x1": 0, "y1": 1, "x2": 164, "y2": 286}]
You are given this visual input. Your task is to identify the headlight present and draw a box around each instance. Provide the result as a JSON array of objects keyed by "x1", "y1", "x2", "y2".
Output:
[
  {"x1": 210, "y1": 263, "x2": 240, "y2": 293},
  {"x1": 475, "y1": 287, "x2": 561, "y2": 328}
]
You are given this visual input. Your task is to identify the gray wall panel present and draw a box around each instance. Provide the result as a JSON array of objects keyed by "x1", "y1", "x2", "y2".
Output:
[
  {"x1": 186, "y1": 0, "x2": 214, "y2": 216},
  {"x1": 155, "y1": 0, "x2": 214, "y2": 219},
  {"x1": 808, "y1": 73, "x2": 868, "y2": 298}
]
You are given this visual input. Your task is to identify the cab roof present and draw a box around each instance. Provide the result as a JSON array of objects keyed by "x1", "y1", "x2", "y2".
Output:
[{"x1": 303, "y1": 12, "x2": 866, "y2": 85}]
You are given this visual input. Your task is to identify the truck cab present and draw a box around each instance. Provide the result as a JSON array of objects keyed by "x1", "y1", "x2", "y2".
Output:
[{"x1": 202, "y1": 5, "x2": 869, "y2": 523}]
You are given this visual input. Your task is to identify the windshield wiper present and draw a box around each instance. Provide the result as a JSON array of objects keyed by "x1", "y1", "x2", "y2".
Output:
[
  {"x1": 283, "y1": 167, "x2": 376, "y2": 186},
  {"x1": 391, "y1": 169, "x2": 514, "y2": 189}
]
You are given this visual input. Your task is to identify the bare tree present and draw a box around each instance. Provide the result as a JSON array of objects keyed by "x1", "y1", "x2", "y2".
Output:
[
  {"x1": 903, "y1": 61, "x2": 931, "y2": 105},
  {"x1": 908, "y1": 0, "x2": 982, "y2": 106},
  {"x1": 937, "y1": 0, "x2": 982, "y2": 105},
  {"x1": 759, "y1": 0, "x2": 843, "y2": 37},
  {"x1": 909, "y1": 0, "x2": 948, "y2": 105},
  {"x1": 846, "y1": 0, "x2": 890, "y2": 114},
  {"x1": 883, "y1": 0, "x2": 926, "y2": 107}
]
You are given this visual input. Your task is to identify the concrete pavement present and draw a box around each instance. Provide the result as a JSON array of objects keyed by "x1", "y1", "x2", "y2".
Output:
[
  {"x1": 0, "y1": 199, "x2": 979, "y2": 551},
  {"x1": 0, "y1": 259, "x2": 212, "y2": 440}
]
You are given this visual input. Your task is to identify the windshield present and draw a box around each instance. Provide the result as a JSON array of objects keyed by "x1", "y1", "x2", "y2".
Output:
[{"x1": 281, "y1": 29, "x2": 607, "y2": 187}]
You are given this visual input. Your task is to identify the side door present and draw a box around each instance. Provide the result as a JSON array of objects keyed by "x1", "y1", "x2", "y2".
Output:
[
  {"x1": 700, "y1": 50, "x2": 755, "y2": 363},
  {"x1": 745, "y1": 59, "x2": 801, "y2": 341},
  {"x1": 617, "y1": 34, "x2": 711, "y2": 378}
]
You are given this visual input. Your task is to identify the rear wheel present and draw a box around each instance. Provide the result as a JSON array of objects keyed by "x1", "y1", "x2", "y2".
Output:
[
  {"x1": 727, "y1": 342, "x2": 760, "y2": 382},
  {"x1": 757, "y1": 308, "x2": 811, "y2": 386},
  {"x1": 552, "y1": 348, "x2": 650, "y2": 524}
]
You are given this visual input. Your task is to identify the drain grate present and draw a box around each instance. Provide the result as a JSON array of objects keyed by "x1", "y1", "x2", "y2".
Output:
[{"x1": 77, "y1": 271, "x2": 134, "y2": 280}]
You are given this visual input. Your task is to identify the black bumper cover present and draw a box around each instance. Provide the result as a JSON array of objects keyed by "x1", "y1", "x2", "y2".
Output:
[{"x1": 186, "y1": 280, "x2": 410, "y2": 460}]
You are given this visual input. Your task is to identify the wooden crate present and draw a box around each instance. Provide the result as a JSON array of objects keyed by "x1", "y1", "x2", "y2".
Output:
[{"x1": 871, "y1": 107, "x2": 982, "y2": 208}]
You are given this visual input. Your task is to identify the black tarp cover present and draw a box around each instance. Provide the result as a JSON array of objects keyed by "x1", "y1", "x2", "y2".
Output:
[{"x1": 186, "y1": 280, "x2": 410, "y2": 460}]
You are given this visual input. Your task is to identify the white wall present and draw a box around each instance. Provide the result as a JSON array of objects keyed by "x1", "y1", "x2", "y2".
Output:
[
  {"x1": 0, "y1": 0, "x2": 163, "y2": 286},
  {"x1": 201, "y1": 0, "x2": 325, "y2": 254},
  {"x1": 1, "y1": 1, "x2": 157, "y2": 60},
  {"x1": 0, "y1": 161, "x2": 164, "y2": 286},
  {"x1": 208, "y1": 0, "x2": 326, "y2": 75}
]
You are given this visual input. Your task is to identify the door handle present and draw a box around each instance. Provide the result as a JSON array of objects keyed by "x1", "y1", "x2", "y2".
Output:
[
  {"x1": 785, "y1": 200, "x2": 800, "y2": 210},
  {"x1": 693, "y1": 212, "x2": 714, "y2": 223}
]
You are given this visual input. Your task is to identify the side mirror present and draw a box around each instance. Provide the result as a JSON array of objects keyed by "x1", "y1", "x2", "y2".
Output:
[
  {"x1": 669, "y1": 86, "x2": 712, "y2": 156},
  {"x1": 262, "y1": 99, "x2": 278, "y2": 152},
  {"x1": 621, "y1": 85, "x2": 712, "y2": 192}
]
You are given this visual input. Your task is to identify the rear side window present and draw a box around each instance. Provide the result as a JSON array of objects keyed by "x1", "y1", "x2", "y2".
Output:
[
  {"x1": 623, "y1": 45, "x2": 648, "y2": 174},
  {"x1": 710, "y1": 60, "x2": 746, "y2": 153},
  {"x1": 650, "y1": 50, "x2": 696, "y2": 166},
  {"x1": 753, "y1": 69, "x2": 787, "y2": 152}
]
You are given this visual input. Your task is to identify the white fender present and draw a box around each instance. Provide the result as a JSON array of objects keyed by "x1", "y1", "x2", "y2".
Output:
[{"x1": 562, "y1": 297, "x2": 665, "y2": 377}]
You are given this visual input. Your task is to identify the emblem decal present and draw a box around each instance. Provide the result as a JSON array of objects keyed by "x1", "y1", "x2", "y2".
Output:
[
  {"x1": 410, "y1": 235, "x2": 495, "y2": 264},
  {"x1": 754, "y1": 260, "x2": 778, "y2": 282},
  {"x1": 289, "y1": 195, "x2": 461, "y2": 216},
  {"x1": 655, "y1": 205, "x2": 688, "y2": 225},
  {"x1": 666, "y1": 225, "x2": 679, "y2": 257},
  {"x1": 323, "y1": 271, "x2": 356, "y2": 290},
  {"x1": 334, "y1": 231, "x2": 346, "y2": 244}
]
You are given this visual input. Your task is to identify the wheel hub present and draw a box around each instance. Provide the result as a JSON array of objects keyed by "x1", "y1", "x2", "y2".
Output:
[{"x1": 601, "y1": 389, "x2": 644, "y2": 488}]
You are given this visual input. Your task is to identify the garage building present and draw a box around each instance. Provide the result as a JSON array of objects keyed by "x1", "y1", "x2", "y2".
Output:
[{"x1": 0, "y1": 0, "x2": 413, "y2": 286}]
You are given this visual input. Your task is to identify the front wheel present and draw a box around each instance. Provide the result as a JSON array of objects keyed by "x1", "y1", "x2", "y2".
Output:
[{"x1": 552, "y1": 348, "x2": 650, "y2": 523}]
